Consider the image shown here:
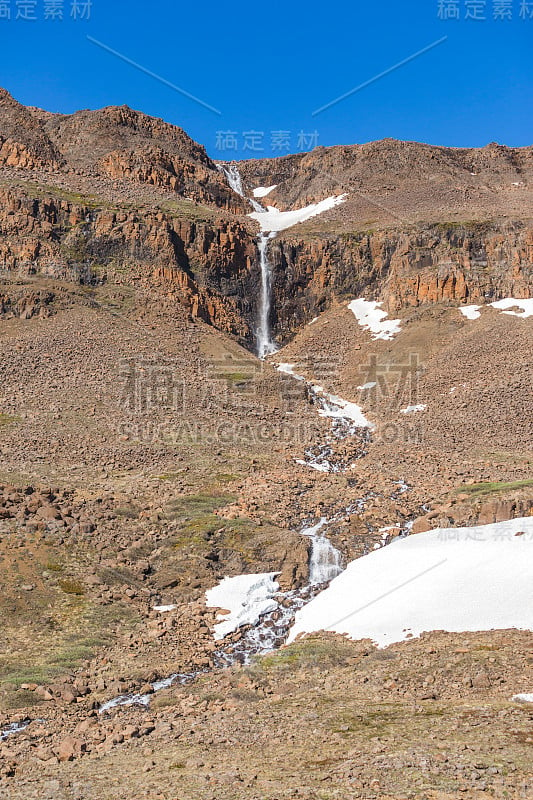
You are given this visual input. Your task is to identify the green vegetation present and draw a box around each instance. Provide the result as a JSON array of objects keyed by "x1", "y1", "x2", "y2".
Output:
[
  {"x1": 251, "y1": 635, "x2": 356, "y2": 674},
  {"x1": 166, "y1": 492, "x2": 236, "y2": 519},
  {"x1": 0, "y1": 413, "x2": 21, "y2": 427},
  {"x1": 57, "y1": 578, "x2": 85, "y2": 595},
  {"x1": 459, "y1": 478, "x2": 533, "y2": 497},
  {"x1": 159, "y1": 198, "x2": 219, "y2": 224}
]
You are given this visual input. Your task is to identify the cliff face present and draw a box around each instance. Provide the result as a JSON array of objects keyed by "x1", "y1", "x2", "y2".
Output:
[
  {"x1": 269, "y1": 223, "x2": 533, "y2": 340},
  {"x1": 0, "y1": 187, "x2": 258, "y2": 339},
  {"x1": 0, "y1": 88, "x2": 532, "y2": 351}
]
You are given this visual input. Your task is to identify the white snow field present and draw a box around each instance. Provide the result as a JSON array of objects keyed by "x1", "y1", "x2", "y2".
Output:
[
  {"x1": 459, "y1": 305, "x2": 482, "y2": 320},
  {"x1": 288, "y1": 517, "x2": 533, "y2": 648},
  {"x1": 253, "y1": 185, "x2": 277, "y2": 198},
  {"x1": 490, "y1": 298, "x2": 533, "y2": 317},
  {"x1": 205, "y1": 573, "x2": 280, "y2": 640},
  {"x1": 348, "y1": 299, "x2": 402, "y2": 340},
  {"x1": 460, "y1": 298, "x2": 533, "y2": 320},
  {"x1": 249, "y1": 194, "x2": 346, "y2": 233}
]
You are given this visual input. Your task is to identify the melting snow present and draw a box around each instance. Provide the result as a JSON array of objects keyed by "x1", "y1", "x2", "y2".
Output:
[
  {"x1": 253, "y1": 185, "x2": 277, "y2": 198},
  {"x1": 490, "y1": 298, "x2": 533, "y2": 318},
  {"x1": 153, "y1": 604, "x2": 177, "y2": 613},
  {"x1": 459, "y1": 305, "x2": 481, "y2": 320},
  {"x1": 459, "y1": 299, "x2": 533, "y2": 320},
  {"x1": 316, "y1": 390, "x2": 374, "y2": 429},
  {"x1": 348, "y1": 299, "x2": 401, "y2": 340},
  {"x1": 288, "y1": 517, "x2": 533, "y2": 648},
  {"x1": 400, "y1": 404, "x2": 427, "y2": 414},
  {"x1": 358, "y1": 381, "x2": 377, "y2": 391},
  {"x1": 249, "y1": 195, "x2": 346, "y2": 233},
  {"x1": 205, "y1": 573, "x2": 280, "y2": 640},
  {"x1": 512, "y1": 693, "x2": 533, "y2": 704},
  {"x1": 277, "y1": 362, "x2": 305, "y2": 381}
]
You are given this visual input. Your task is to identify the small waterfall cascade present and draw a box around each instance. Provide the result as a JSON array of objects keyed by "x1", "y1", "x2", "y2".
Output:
[
  {"x1": 220, "y1": 163, "x2": 277, "y2": 359},
  {"x1": 301, "y1": 518, "x2": 343, "y2": 585}
]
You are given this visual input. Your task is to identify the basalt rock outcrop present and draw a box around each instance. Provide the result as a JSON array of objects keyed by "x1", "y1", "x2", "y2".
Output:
[
  {"x1": 0, "y1": 187, "x2": 257, "y2": 339},
  {"x1": 268, "y1": 222, "x2": 533, "y2": 340}
]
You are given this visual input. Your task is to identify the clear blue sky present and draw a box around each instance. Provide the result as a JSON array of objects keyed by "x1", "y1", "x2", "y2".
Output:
[{"x1": 0, "y1": 0, "x2": 531, "y2": 159}]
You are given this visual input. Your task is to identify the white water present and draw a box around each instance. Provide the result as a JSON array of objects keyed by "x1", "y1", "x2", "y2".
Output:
[
  {"x1": 0, "y1": 718, "x2": 31, "y2": 741},
  {"x1": 301, "y1": 518, "x2": 343, "y2": 585},
  {"x1": 221, "y1": 163, "x2": 245, "y2": 197},
  {"x1": 257, "y1": 232, "x2": 277, "y2": 359},
  {"x1": 220, "y1": 163, "x2": 277, "y2": 358}
]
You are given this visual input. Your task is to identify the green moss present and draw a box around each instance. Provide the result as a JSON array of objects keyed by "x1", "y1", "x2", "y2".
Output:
[
  {"x1": 459, "y1": 479, "x2": 533, "y2": 497},
  {"x1": 166, "y1": 492, "x2": 235, "y2": 519}
]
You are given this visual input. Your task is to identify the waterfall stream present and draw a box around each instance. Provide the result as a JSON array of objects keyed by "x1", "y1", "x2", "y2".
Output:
[{"x1": 220, "y1": 163, "x2": 277, "y2": 359}]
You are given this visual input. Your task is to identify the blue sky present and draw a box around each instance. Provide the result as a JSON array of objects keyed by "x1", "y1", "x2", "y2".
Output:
[{"x1": 0, "y1": 0, "x2": 531, "y2": 159}]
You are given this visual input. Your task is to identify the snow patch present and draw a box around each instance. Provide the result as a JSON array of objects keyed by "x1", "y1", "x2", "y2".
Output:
[
  {"x1": 205, "y1": 573, "x2": 280, "y2": 640},
  {"x1": 153, "y1": 605, "x2": 177, "y2": 613},
  {"x1": 249, "y1": 195, "x2": 346, "y2": 233},
  {"x1": 400, "y1": 404, "x2": 427, "y2": 414},
  {"x1": 512, "y1": 693, "x2": 533, "y2": 704},
  {"x1": 348, "y1": 299, "x2": 401, "y2": 341},
  {"x1": 276, "y1": 362, "x2": 305, "y2": 381},
  {"x1": 459, "y1": 299, "x2": 533, "y2": 320},
  {"x1": 490, "y1": 298, "x2": 533, "y2": 318},
  {"x1": 316, "y1": 390, "x2": 374, "y2": 429},
  {"x1": 459, "y1": 305, "x2": 481, "y2": 320},
  {"x1": 253, "y1": 185, "x2": 277, "y2": 198},
  {"x1": 358, "y1": 381, "x2": 377, "y2": 391},
  {"x1": 288, "y1": 517, "x2": 533, "y2": 648}
]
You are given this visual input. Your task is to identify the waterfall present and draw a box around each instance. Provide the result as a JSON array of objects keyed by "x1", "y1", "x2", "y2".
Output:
[
  {"x1": 257, "y1": 232, "x2": 276, "y2": 359},
  {"x1": 221, "y1": 163, "x2": 245, "y2": 197},
  {"x1": 301, "y1": 518, "x2": 343, "y2": 585},
  {"x1": 220, "y1": 162, "x2": 277, "y2": 359}
]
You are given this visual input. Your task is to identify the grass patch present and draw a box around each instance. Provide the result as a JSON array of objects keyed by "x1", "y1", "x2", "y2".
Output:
[
  {"x1": 459, "y1": 479, "x2": 533, "y2": 497},
  {"x1": 44, "y1": 561, "x2": 64, "y2": 573},
  {"x1": 166, "y1": 492, "x2": 235, "y2": 520},
  {"x1": 251, "y1": 635, "x2": 356, "y2": 674},
  {"x1": 57, "y1": 578, "x2": 85, "y2": 595},
  {"x1": 0, "y1": 413, "x2": 21, "y2": 427}
]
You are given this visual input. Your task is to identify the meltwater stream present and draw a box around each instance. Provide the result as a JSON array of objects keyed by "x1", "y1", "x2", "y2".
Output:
[
  {"x1": 97, "y1": 513, "x2": 344, "y2": 713},
  {"x1": 220, "y1": 163, "x2": 277, "y2": 359}
]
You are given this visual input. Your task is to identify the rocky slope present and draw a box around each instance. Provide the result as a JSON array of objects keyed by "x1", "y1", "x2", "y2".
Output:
[{"x1": 0, "y1": 89, "x2": 532, "y2": 800}]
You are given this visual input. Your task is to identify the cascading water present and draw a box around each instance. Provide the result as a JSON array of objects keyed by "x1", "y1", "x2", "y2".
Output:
[
  {"x1": 256, "y1": 232, "x2": 277, "y2": 359},
  {"x1": 220, "y1": 163, "x2": 277, "y2": 359},
  {"x1": 301, "y1": 518, "x2": 343, "y2": 585}
]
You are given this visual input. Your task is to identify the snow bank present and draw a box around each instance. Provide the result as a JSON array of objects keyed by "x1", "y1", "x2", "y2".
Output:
[
  {"x1": 153, "y1": 605, "x2": 177, "y2": 613},
  {"x1": 288, "y1": 517, "x2": 533, "y2": 648},
  {"x1": 249, "y1": 195, "x2": 346, "y2": 233},
  {"x1": 490, "y1": 298, "x2": 533, "y2": 318},
  {"x1": 317, "y1": 390, "x2": 374, "y2": 429},
  {"x1": 400, "y1": 404, "x2": 427, "y2": 414},
  {"x1": 459, "y1": 299, "x2": 533, "y2": 320},
  {"x1": 512, "y1": 693, "x2": 533, "y2": 704},
  {"x1": 348, "y1": 299, "x2": 401, "y2": 341},
  {"x1": 277, "y1": 363, "x2": 305, "y2": 381},
  {"x1": 205, "y1": 573, "x2": 280, "y2": 640},
  {"x1": 253, "y1": 185, "x2": 277, "y2": 198},
  {"x1": 459, "y1": 305, "x2": 481, "y2": 320}
]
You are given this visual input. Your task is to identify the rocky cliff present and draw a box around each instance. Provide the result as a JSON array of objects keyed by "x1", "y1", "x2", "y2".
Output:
[
  {"x1": 0, "y1": 88, "x2": 532, "y2": 351},
  {"x1": 269, "y1": 221, "x2": 533, "y2": 340}
]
